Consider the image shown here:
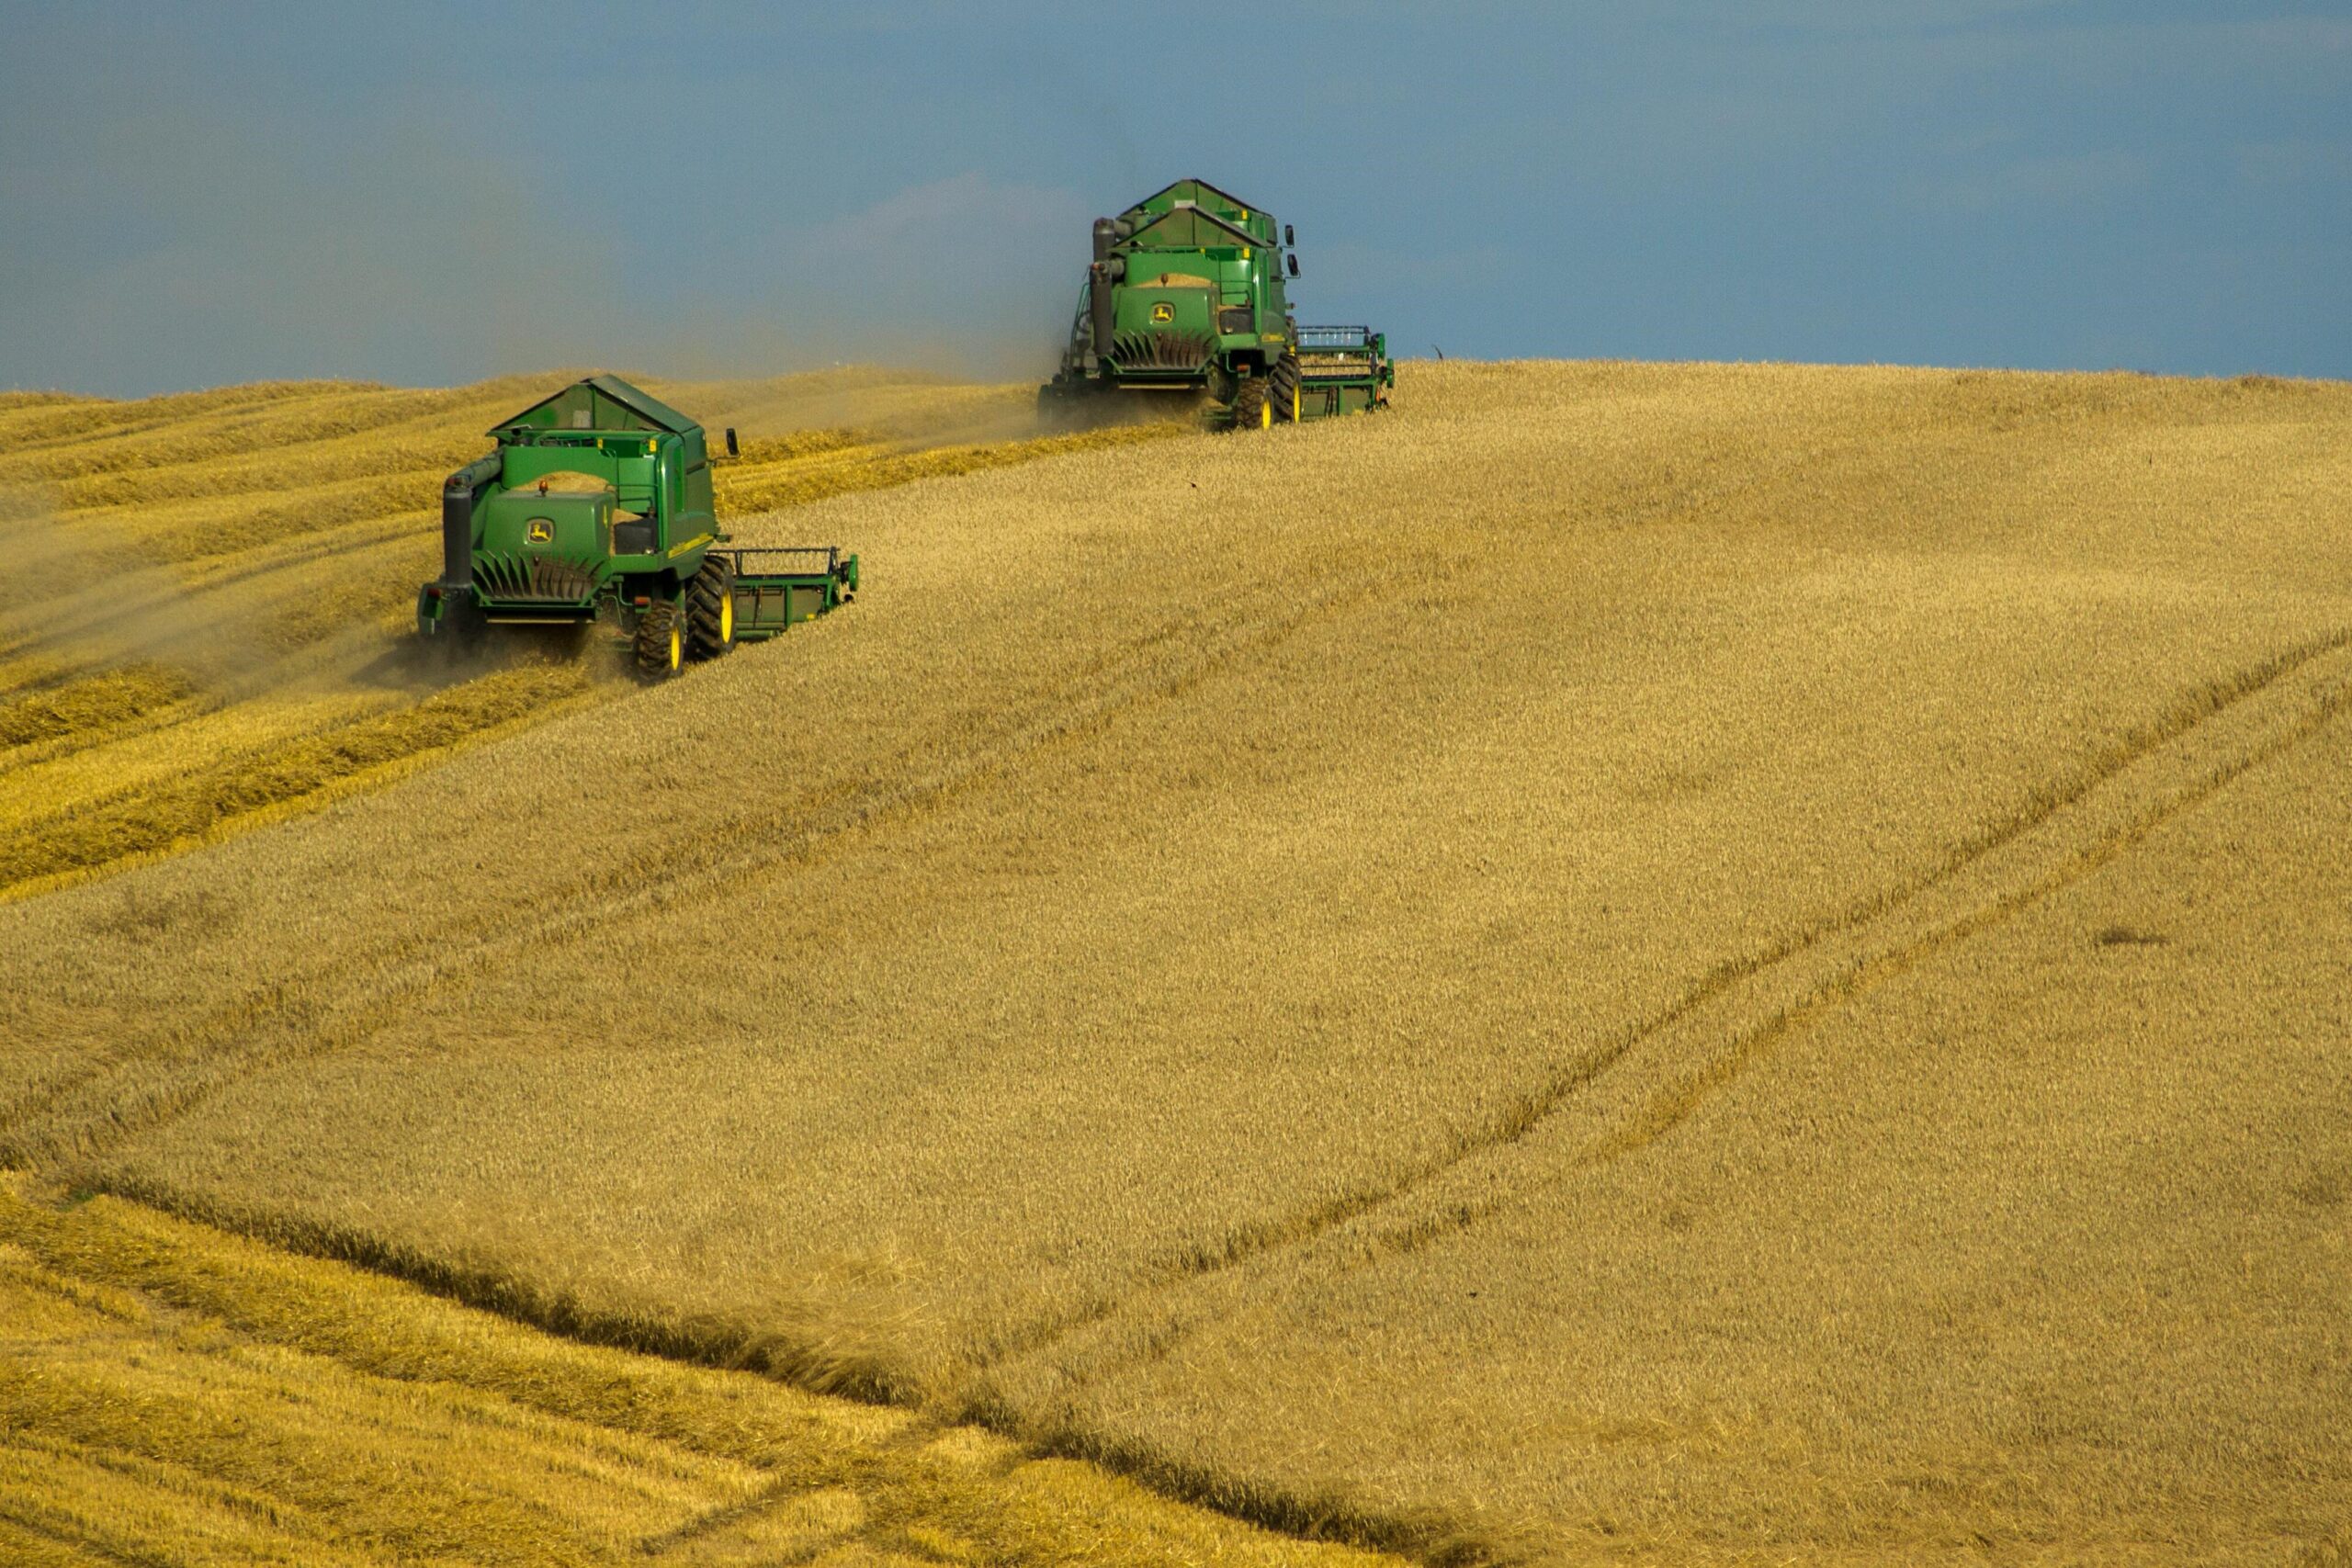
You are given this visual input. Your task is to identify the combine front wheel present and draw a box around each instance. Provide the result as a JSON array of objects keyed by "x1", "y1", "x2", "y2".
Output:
[
  {"x1": 685, "y1": 556, "x2": 735, "y2": 660},
  {"x1": 634, "y1": 600, "x2": 684, "y2": 680},
  {"x1": 1230, "y1": 376, "x2": 1270, "y2": 432},
  {"x1": 1270, "y1": 353, "x2": 1303, "y2": 423}
]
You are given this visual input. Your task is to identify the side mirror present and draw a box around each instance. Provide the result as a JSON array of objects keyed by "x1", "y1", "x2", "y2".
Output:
[
  {"x1": 1286, "y1": 254, "x2": 1299, "y2": 277},
  {"x1": 724, "y1": 427, "x2": 739, "y2": 457},
  {"x1": 1283, "y1": 223, "x2": 1295, "y2": 245}
]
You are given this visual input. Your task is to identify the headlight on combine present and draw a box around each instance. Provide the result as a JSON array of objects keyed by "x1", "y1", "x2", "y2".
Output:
[{"x1": 1217, "y1": 306, "x2": 1252, "y2": 335}]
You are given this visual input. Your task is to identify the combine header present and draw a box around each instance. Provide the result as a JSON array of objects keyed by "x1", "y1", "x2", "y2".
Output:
[
  {"x1": 415, "y1": 376, "x2": 857, "y2": 677},
  {"x1": 1039, "y1": 178, "x2": 1393, "y2": 429},
  {"x1": 1293, "y1": 325, "x2": 1395, "y2": 418}
]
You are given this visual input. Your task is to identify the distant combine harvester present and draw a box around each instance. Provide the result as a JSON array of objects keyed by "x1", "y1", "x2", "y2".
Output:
[{"x1": 1039, "y1": 178, "x2": 1394, "y2": 430}]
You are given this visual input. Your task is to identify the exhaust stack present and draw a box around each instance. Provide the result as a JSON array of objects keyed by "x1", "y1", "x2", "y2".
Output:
[
  {"x1": 440, "y1": 455, "x2": 502, "y2": 595},
  {"x1": 1087, "y1": 218, "x2": 1120, "y2": 366}
]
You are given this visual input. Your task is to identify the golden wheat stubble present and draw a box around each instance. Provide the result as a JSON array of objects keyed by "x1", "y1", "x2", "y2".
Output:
[{"x1": 5, "y1": 360, "x2": 2350, "y2": 1562}]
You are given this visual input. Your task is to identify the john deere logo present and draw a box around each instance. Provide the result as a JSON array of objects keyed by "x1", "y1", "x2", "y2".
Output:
[
  {"x1": 526, "y1": 518, "x2": 554, "y2": 544},
  {"x1": 1149, "y1": 302, "x2": 1173, "y2": 323}
]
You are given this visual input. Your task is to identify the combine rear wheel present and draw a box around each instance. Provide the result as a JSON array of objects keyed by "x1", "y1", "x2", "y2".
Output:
[
  {"x1": 422, "y1": 591, "x2": 489, "y2": 666},
  {"x1": 1036, "y1": 377, "x2": 1095, "y2": 433},
  {"x1": 634, "y1": 599, "x2": 684, "y2": 680},
  {"x1": 1270, "y1": 353, "x2": 1303, "y2": 423},
  {"x1": 1229, "y1": 375, "x2": 1271, "y2": 431},
  {"x1": 685, "y1": 556, "x2": 735, "y2": 660}
]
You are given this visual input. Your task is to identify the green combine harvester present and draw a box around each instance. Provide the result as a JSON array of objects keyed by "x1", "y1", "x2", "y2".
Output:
[
  {"x1": 1038, "y1": 178, "x2": 1394, "y2": 428},
  {"x1": 415, "y1": 376, "x2": 857, "y2": 678}
]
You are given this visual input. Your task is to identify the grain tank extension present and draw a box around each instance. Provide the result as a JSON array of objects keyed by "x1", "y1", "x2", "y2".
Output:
[
  {"x1": 415, "y1": 376, "x2": 857, "y2": 678},
  {"x1": 1039, "y1": 178, "x2": 1393, "y2": 428}
]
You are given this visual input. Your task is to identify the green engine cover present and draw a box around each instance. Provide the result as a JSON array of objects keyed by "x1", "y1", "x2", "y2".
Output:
[{"x1": 479, "y1": 487, "x2": 609, "y2": 558}]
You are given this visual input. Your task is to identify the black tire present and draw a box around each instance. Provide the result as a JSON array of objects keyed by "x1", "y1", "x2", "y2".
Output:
[
  {"x1": 1039, "y1": 376, "x2": 1110, "y2": 434},
  {"x1": 1228, "y1": 374, "x2": 1270, "y2": 432},
  {"x1": 685, "y1": 555, "x2": 735, "y2": 660},
  {"x1": 427, "y1": 592, "x2": 489, "y2": 669},
  {"x1": 634, "y1": 599, "x2": 684, "y2": 680},
  {"x1": 1269, "y1": 353, "x2": 1303, "y2": 423}
]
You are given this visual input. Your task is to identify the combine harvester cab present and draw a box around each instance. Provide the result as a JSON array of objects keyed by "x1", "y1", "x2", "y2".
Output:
[
  {"x1": 1039, "y1": 177, "x2": 1392, "y2": 429},
  {"x1": 415, "y1": 375, "x2": 857, "y2": 678}
]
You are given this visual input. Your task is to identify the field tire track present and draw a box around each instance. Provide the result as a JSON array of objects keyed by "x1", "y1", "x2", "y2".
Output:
[
  {"x1": 9, "y1": 382, "x2": 1826, "y2": 1168},
  {"x1": 977, "y1": 626, "x2": 2352, "y2": 1399},
  {"x1": 0, "y1": 549, "x2": 1448, "y2": 1171},
  {"x1": 0, "y1": 425, "x2": 1204, "y2": 1152}
]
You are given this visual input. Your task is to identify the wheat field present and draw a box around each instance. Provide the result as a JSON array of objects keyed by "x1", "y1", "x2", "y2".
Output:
[
  {"x1": 0, "y1": 1178, "x2": 1393, "y2": 1566},
  {"x1": 2, "y1": 360, "x2": 2347, "y2": 1564},
  {"x1": 0, "y1": 368, "x2": 1170, "y2": 901}
]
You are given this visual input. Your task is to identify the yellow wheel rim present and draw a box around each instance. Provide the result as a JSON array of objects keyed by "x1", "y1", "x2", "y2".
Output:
[
  {"x1": 1293, "y1": 387, "x2": 1300, "y2": 422},
  {"x1": 1260, "y1": 396, "x2": 1272, "y2": 429},
  {"x1": 719, "y1": 590, "x2": 733, "y2": 644},
  {"x1": 668, "y1": 623, "x2": 682, "y2": 671}
]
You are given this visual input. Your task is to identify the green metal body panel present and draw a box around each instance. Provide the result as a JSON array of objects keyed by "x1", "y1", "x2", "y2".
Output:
[
  {"x1": 490, "y1": 375, "x2": 703, "y2": 439},
  {"x1": 1293, "y1": 325, "x2": 1396, "y2": 416},
  {"x1": 718, "y1": 547, "x2": 860, "y2": 641},
  {"x1": 1040, "y1": 178, "x2": 1389, "y2": 423},
  {"x1": 415, "y1": 377, "x2": 854, "y2": 650}
]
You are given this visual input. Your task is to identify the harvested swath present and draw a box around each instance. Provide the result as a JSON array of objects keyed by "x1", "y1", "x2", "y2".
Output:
[
  {"x1": 0, "y1": 1180, "x2": 1397, "y2": 1568},
  {"x1": 0, "y1": 665, "x2": 195, "y2": 751},
  {"x1": 0, "y1": 687, "x2": 383, "y2": 837},
  {"x1": 62, "y1": 446, "x2": 464, "y2": 517},
  {"x1": 0, "y1": 660, "x2": 594, "y2": 900},
  {"x1": 0, "y1": 380, "x2": 366, "y2": 455},
  {"x1": 4, "y1": 360, "x2": 2348, "y2": 1562},
  {"x1": 717, "y1": 421, "x2": 1183, "y2": 516},
  {"x1": 0, "y1": 368, "x2": 1114, "y2": 895},
  {"x1": 7, "y1": 382, "x2": 430, "y2": 479}
]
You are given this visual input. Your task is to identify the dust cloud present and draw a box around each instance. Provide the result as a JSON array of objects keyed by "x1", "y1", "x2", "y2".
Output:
[
  {"x1": 0, "y1": 485, "x2": 547, "y2": 708},
  {"x1": 0, "y1": 485, "x2": 269, "y2": 691}
]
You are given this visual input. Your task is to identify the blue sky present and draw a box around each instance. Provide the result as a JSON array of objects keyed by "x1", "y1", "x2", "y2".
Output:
[{"x1": 3, "y1": 1, "x2": 2346, "y2": 395}]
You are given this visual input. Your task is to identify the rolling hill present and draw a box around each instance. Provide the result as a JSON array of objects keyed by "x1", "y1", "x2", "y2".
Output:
[{"x1": 3, "y1": 359, "x2": 2347, "y2": 1565}]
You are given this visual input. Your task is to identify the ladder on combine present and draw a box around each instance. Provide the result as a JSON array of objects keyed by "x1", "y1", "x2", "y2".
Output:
[{"x1": 1294, "y1": 326, "x2": 1395, "y2": 418}]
